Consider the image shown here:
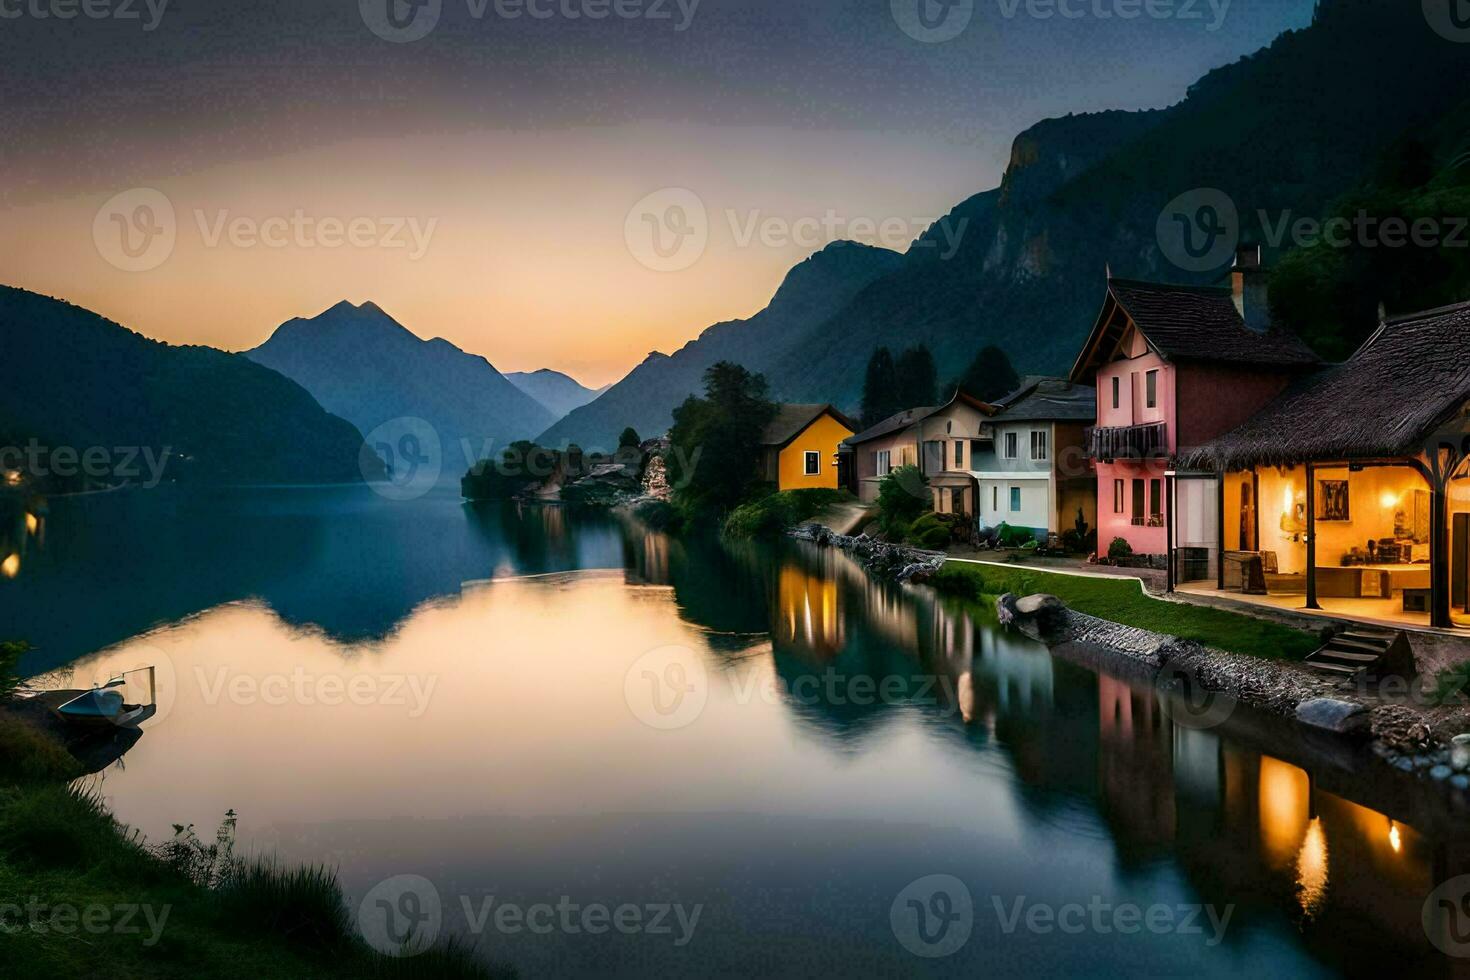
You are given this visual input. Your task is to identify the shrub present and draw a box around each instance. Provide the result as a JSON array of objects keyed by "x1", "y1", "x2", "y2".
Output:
[
  {"x1": 907, "y1": 512, "x2": 951, "y2": 550},
  {"x1": 0, "y1": 784, "x2": 155, "y2": 879},
  {"x1": 0, "y1": 640, "x2": 27, "y2": 699},
  {"x1": 877, "y1": 465, "x2": 928, "y2": 536},
  {"x1": 997, "y1": 523, "x2": 1034, "y2": 548},
  {"x1": 1108, "y1": 536, "x2": 1134, "y2": 560}
]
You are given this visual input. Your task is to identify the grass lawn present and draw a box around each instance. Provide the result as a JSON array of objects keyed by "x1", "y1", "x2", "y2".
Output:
[{"x1": 930, "y1": 561, "x2": 1323, "y2": 661}]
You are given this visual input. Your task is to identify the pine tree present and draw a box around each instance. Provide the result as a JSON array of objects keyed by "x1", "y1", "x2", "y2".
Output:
[
  {"x1": 859, "y1": 347, "x2": 900, "y2": 428},
  {"x1": 895, "y1": 345, "x2": 938, "y2": 409}
]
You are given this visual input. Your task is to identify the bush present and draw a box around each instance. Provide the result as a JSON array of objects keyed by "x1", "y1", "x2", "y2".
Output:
[
  {"x1": 723, "y1": 489, "x2": 852, "y2": 539},
  {"x1": 1108, "y1": 536, "x2": 1134, "y2": 560},
  {"x1": 996, "y1": 523, "x2": 1034, "y2": 548},
  {"x1": 0, "y1": 784, "x2": 156, "y2": 879},
  {"x1": 0, "y1": 640, "x2": 27, "y2": 699},
  {"x1": 907, "y1": 512, "x2": 952, "y2": 550},
  {"x1": 218, "y1": 859, "x2": 355, "y2": 951},
  {"x1": 877, "y1": 465, "x2": 928, "y2": 537}
]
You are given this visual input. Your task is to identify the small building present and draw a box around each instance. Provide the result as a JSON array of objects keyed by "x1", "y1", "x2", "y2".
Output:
[
  {"x1": 1175, "y1": 300, "x2": 1470, "y2": 630},
  {"x1": 1069, "y1": 248, "x2": 1320, "y2": 562},
  {"x1": 841, "y1": 391, "x2": 995, "y2": 511},
  {"x1": 759, "y1": 404, "x2": 857, "y2": 492},
  {"x1": 971, "y1": 378, "x2": 1097, "y2": 541}
]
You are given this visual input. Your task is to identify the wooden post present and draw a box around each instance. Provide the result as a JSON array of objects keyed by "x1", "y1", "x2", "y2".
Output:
[
  {"x1": 1433, "y1": 474, "x2": 1452, "y2": 629},
  {"x1": 1216, "y1": 471, "x2": 1226, "y2": 591},
  {"x1": 1166, "y1": 474, "x2": 1176, "y2": 593},
  {"x1": 1306, "y1": 462, "x2": 1321, "y2": 610}
]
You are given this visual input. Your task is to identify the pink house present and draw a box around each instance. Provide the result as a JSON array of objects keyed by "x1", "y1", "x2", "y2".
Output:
[{"x1": 1069, "y1": 249, "x2": 1320, "y2": 558}]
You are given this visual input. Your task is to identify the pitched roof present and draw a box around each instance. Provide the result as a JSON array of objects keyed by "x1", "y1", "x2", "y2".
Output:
[
  {"x1": 1182, "y1": 300, "x2": 1470, "y2": 470},
  {"x1": 991, "y1": 378, "x2": 1096, "y2": 422},
  {"x1": 1071, "y1": 277, "x2": 1321, "y2": 381},
  {"x1": 843, "y1": 391, "x2": 995, "y2": 447},
  {"x1": 760, "y1": 404, "x2": 855, "y2": 448}
]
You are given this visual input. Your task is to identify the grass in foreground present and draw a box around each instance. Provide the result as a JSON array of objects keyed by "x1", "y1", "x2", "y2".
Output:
[
  {"x1": 0, "y1": 778, "x2": 512, "y2": 979},
  {"x1": 930, "y1": 562, "x2": 1322, "y2": 661}
]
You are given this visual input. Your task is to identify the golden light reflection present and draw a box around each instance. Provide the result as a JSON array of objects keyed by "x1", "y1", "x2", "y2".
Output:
[
  {"x1": 3, "y1": 470, "x2": 20, "y2": 487},
  {"x1": 25, "y1": 512, "x2": 39, "y2": 535},
  {"x1": 777, "y1": 565, "x2": 843, "y2": 656},
  {"x1": 1259, "y1": 756, "x2": 1311, "y2": 868},
  {"x1": 1, "y1": 553, "x2": 19, "y2": 578},
  {"x1": 1295, "y1": 818, "x2": 1329, "y2": 919},
  {"x1": 1388, "y1": 820, "x2": 1401, "y2": 854}
]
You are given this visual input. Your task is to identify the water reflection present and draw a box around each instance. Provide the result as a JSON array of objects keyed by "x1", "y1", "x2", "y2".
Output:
[{"x1": 8, "y1": 488, "x2": 1470, "y2": 977}]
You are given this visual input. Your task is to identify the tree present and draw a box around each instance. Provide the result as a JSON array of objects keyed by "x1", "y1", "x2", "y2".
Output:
[
  {"x1": 953, "y1": 345, "x2": 1021, "y2": 403},
  {"x1": 876, "y1": 465, "x2": 929, "y2": 539},
  {"x1": 667, "y1": 362, "x2": 778, "y2": 520},
  {"x1": 895, "y1": 346, "x2": 938, "y2": 409},
  {"x1": 618, "y1": 427, "x2": 642, "y2": 449},
  {"x1": 859, "y1": 347, "x2": 901, "y2": 429}
]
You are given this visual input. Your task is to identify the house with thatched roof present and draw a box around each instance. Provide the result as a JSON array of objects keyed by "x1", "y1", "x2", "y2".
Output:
[
  {"x1": 1175, "y1": 300, "x2": 1470, "y2": 629},
  {"x1": 1069, "y1": 247, "x2": 1320, "y2": 561}
]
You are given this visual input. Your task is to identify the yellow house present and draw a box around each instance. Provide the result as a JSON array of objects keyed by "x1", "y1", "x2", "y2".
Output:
[{"x1": 759, "y1": 404, "x2": 857, "y2": 491}]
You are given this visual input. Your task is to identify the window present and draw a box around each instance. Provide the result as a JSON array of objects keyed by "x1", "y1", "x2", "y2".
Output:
[
  {"x1": 1010, "y1": 487, "x2": 1022, "y2": 512},
  {"x1": 804, "y1": 451, "x2": 821, "y2": 476},
  {"x1": 1111, "y1": 376, "x2": 1120, "y2": 410},
  {"x1": 874, "y1": 450, "x2": 891, "y2": 477},
  {"x1": 1003, "y1": 432, "x2": 1019, "y2": 459},
  {"x1": 1132, "y1": 479, "x2": 1145, "y2": 524},
  {"x1": 1149, "y1": 479, "x2": 1163, "y2": 524},
  {"x1": 1030, "y1": 430, "x2": 1048, "y2": 462},
  {"x1": 954, "y1": 441, "x2": 964, "y2": 468},
  {"x1": 1146, "y1": 370, "x2": 1159, "y2": 409},
  {"x1": 992, "y1": 486, "x2": 999, "y2": 512},
  {"x1": 1113, "y1": 480, "x2": 1125, "y2": 514}
]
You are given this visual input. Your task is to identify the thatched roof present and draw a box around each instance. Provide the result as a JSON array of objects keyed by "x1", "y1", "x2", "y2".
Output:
[
  {"x1": 760, "y1": 404, "x2": 856, "y2": 448},
  {"x1": 1182, "y1": 300, "x2": 1470, "y2": 470}
]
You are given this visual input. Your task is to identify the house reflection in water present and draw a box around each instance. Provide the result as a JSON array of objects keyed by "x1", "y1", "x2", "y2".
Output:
[
  {"x1": 0, "y1": 495, "x2": 46, "y2": 580},
  {"x1": 775, "y1": 564, "x2": 844, "y2": 657}
]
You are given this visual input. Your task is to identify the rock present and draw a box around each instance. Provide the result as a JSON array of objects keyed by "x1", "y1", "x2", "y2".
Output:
[
  {"x1": 1432, "y1": 765, "x2": 1453, "y2": 782},
  {"x1": 1452, "y1": 734, "x2": 1470, "y2": 771},
  {"x1": 1295, "y1": 698, "x2": 1370, "y2": 737},
  {"x1": 998, "y1": 593, "x2": 1070, "y2": 644},
  {"x1": 1454, "y1": 775, "x2": 1470, "y2": 791},
  {"x1": 1414, "y1": 755, "x2": 1433, "y2": 769},
  {"x1": 1394, "y1": 756, "x2": 1415, "y2": 772}
]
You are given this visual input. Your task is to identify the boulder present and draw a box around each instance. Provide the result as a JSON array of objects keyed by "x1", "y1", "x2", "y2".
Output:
[
  {"x1": 1451, "y1": 733, "x2": 1470, "y2": 772},
  {"x1": 996, "y1": 593, "x2": 1069, "y2": 644},
  {"x1": 1295, "y1": 698, "x2": 1370, "y2": 737}
]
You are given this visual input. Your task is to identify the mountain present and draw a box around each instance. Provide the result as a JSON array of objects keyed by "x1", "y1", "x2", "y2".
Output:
[
  {"x1": 0, "y1": 286, "x2": 375, "y2": 487},
  {"x1": 246, "y1": 301, "x2": 556, "y2": 476},
  {"x1": 538, "y1": 241, "x2": 906, "y2": 448},
  {"x1": 544, "y1": 0, "x2": 1470, "y2": 444},
  {"x1": 506, "y1": 369, "x2": 608, "y2": 420}
]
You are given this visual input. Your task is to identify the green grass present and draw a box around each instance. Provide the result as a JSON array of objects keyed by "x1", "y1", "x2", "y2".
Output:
[
  {"x1": 930, "y1": 562, "x2": 1322, "y2": 661},
  {"x1": 722, "y1": 488, "x2": 854, "y2": 538},
  {"x1": 0, "y1": 714, "x2": 84, "y2": 784},
  {"x1": 0, "y1": 778, "x2": 514, "y2": 980}
]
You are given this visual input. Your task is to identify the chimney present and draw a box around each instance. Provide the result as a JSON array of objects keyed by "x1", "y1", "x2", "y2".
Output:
[{"x1": 1232, "y1": 245, "x2": 1271, "y2": 334}]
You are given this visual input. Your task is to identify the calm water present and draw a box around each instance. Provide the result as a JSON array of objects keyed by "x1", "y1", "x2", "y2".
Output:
[{"x1": 3, "y1": 486, "x2": 1468, "y2": 978}]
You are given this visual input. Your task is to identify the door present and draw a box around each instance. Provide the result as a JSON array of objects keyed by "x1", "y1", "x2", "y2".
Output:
[
  {"x1": 923, "y1": 441, "x2": 944, "y2": 475},
  {"x1": 1240, "y1": 480, "x2": 1258, "y2": 552}
]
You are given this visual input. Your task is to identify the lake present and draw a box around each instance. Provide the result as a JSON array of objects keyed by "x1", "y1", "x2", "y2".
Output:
[{"x1": 2, "y1": 485, "x2": 1467, "y2": 977}]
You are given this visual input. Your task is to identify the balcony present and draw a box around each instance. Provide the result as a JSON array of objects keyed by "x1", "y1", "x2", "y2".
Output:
[{"x1": 1086, "y1": 422, "x2": 1168, "y2": 462}]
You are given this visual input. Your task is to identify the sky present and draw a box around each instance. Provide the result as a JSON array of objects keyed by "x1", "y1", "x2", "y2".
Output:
[{"x1": 0, "y1": 0, "x2": 1316, "y2": 387}]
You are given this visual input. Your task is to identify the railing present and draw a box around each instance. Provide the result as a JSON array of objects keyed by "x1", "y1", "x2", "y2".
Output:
[{"x1": 1086, "y1": 422, "x2": 1168, "y2": 462}]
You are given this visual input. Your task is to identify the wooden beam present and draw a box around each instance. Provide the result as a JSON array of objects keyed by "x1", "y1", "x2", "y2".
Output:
[
  {"x1": 1216, "y1": 471, "x2": 1226, "y2": 591},
  {"x1": 1306, "y1": 462, "x2": 1321, "y2": 610},
  {"x1": 1433, "y1": 478, "x2": 1451, "y2": 629}
]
